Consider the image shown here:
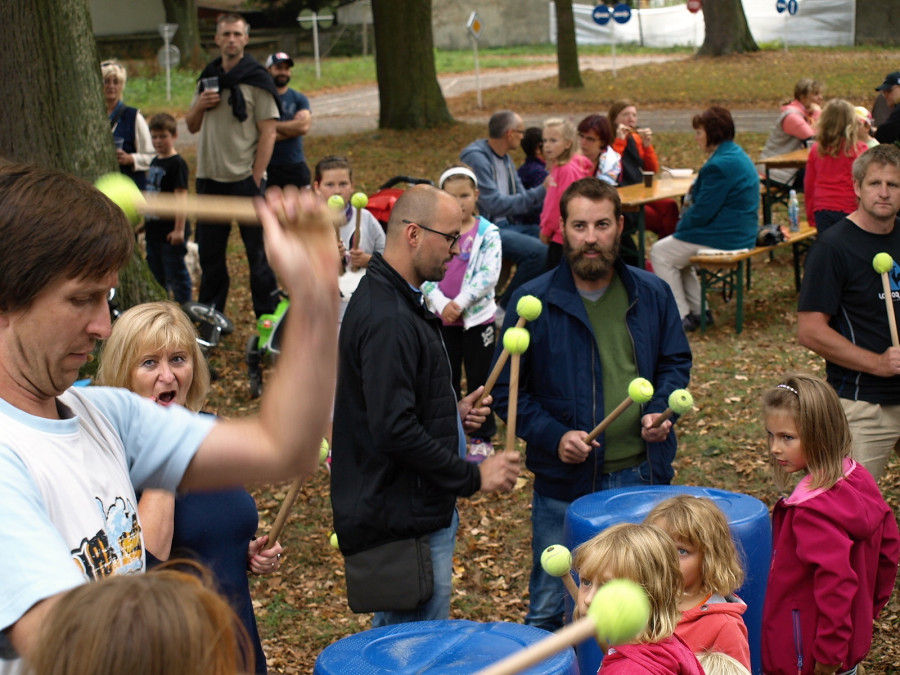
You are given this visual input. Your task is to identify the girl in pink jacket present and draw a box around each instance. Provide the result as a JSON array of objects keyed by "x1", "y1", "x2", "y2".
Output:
[
  {"x1": 646, "y1": 496, "x2": 751, "y2": 671},
  {"x1": 761, "y1": 374, "x2": 900, "y2": 675}
]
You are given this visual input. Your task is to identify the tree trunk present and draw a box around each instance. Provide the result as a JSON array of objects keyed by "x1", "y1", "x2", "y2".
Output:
[
  {"x1": 555, "y1": 0, "x2": 584, "y2": 89},
  {"x1": 371, "y1": 0, "x2": 453, "y2": 130},
  {"x1": 163, "y1": 0, "x2": 204, "y2": 70},
  {"x1": 0, "y1": 0, "x2": 165, "y2": 310},
  {"x1": 697, "y1": 0, "x2": 759, "y2": 56}
]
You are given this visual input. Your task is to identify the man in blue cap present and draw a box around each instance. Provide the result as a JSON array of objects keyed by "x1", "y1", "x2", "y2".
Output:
[
  {"x1": 266, "y1": 52, "x2": 313, "y2": 189},
  {"x1": 874, "y1": 71, "x2": 900, "y2": 145}
]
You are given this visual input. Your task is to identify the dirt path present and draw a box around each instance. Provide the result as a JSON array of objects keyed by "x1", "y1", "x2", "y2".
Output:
[{"x1": 177, "y1": 53, "x2": 779, "y2": 142}]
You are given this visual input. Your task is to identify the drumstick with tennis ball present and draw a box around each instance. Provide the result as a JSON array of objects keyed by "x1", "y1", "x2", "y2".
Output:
[
  {"x1": 503, "y1": 327, "x2": 530, "y2": 453},
  {"x1": 541, "y1": 545, "x2": 578, "y2": 600},
  {"x1": 873, "y1": 252, "x2": 899, "y2": 348},
  {"x1": 473, "y1": 578, "x2": 651, "y2": 675},
  {"x1": 650, "y1": 389, "x2": 694, "y2": 429},
  {"x1": 481, "y1": 295, "x2": 543, "y2": 401},
  {"x1": 584, "y1": 378, "x2": 654, "y2": 444},
  {"x1": 265, "y1": 438, "x2": 329, "y2": 550},
  {"x1": 350, "y1": 191, "x2": 368, "y2": 270}
]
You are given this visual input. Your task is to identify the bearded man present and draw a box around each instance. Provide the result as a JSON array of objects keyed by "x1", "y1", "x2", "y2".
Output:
[
  {"x1": 491, "y1": 177, "x2": 692, "y2": 631},
  {"x1": 265, "y1": 51, "x2": 312, "y2": 188}
]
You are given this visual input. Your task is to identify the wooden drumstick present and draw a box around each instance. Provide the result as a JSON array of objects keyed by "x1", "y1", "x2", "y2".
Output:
[
  {"x1": 541, "y1": 545, "x2": 579, "y2": 601},
  {"x1": 481, "y1": 295, "x2": 543, "y2": 401},
  {"x1": 349, "y1": 192, "x2": 368, "y2": 272},
  {"x1": 473, "y1": 579, "x2": 650, "y2": 675},
  {"x1": 584, "y1": 378, "x2": 654, "y2": 444},
  {"x1": 265, "y1": 439, "x2": 329, "y2": 549},
  {"x1": 650, "y1": 389, "x2": 694, "y2": 429},
  {"x1": 503, "y1": 328, "x2": 530, "y2": 453},
  {"x1": 873, "y1": 253, "x2": 899, "y2": 348}
]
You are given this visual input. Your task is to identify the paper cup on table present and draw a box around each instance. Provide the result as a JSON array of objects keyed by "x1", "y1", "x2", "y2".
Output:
[{"x1": 642, "y1": 171, "x2": 654, "y2": 188}]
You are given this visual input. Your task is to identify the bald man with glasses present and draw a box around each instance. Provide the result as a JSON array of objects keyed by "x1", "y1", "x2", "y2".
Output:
[{"x1": 331, "y1": 185, "x2": 520, "y2": 627}]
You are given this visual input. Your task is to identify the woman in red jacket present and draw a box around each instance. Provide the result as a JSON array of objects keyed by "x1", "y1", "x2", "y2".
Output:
[{"x1": 609, "y1": 99, "x2": 679, "y2": 242}]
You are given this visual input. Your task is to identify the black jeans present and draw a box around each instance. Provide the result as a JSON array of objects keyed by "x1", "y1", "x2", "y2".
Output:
[
  {"x1": 441, "y1": 322, "x2": 498, "y2": 441},
  {"x1": 196, "y1": 177, "x2": 279, "y2": 318}
]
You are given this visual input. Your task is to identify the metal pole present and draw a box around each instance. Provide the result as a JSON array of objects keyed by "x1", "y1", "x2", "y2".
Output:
[
  {"x1": 313, "y1": 11, "x2": 322, "y2": 79},
  {"x1": 164, "y1": 33, "x2": 172, "y2": 101},
  {"x1": 474, "y1": 37, "x2": 482, "y2": 108}
]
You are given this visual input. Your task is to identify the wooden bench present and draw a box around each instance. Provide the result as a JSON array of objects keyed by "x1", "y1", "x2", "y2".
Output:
[{"x1": 689, "y1": 225, "x2": 817, "y2": 334}]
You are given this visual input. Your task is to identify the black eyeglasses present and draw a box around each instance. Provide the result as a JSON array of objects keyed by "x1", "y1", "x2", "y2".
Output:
[{"x1": 402, "y1": 219, "x2": 460, "y2": 247}]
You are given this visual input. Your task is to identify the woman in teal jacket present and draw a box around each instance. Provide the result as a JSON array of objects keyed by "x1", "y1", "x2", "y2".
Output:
[{"x1": 650, "y1": 106, "x2": 760, "y2": 332}]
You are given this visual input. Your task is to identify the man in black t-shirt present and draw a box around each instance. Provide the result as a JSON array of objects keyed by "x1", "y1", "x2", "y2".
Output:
[{"x1": 798, "y1": 144, "x2": 900, "y2": 481}]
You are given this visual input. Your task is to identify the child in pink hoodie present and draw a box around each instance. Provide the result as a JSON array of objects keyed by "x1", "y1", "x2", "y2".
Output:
[
  {"x1": 761, "y1": 374, "x2": 900, "y2": 675},
  {"x1": 574, "y1": 523, "x2": 704, "y2": 675},
  {"x1": 539, "y1": 117, "x2": 594, "y2": 269},
  {"x1": 646, "y1": 495, "x2": 751, "y2": 671}
]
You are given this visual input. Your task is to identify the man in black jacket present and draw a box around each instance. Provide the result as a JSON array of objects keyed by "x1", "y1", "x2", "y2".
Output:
[{"x1": 332, "y1": 185, "x2": 520, "y2": 627}]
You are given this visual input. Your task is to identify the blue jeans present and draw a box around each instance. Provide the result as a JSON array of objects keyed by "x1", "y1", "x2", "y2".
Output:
[
  {"x1": 146, "y1": 240, "x2": 192, "y2": 304},
  {"x1": 525, "y1": 463, "x2": 651, "y2": 632},
  {"x1": 372, "y1": 509, "x2": 459, "y2": 627},
  {"x1": 497, "y1": 224, "x2": 547, "y2": 308}
]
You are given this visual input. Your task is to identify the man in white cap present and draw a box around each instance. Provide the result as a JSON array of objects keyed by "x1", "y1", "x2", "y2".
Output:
[{"x1": 266, "y1": 52, "x2": 313, "y2": 189}]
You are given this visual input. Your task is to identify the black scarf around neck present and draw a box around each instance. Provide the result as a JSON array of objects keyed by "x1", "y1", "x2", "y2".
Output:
[{"x1": 198, "y1": 55, "x2": 281, "y2": 122}]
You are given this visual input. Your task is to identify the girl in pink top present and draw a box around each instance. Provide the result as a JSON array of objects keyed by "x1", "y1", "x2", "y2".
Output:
[
  {"x1": 646, "y1": 495, "x2": 751, "y2": 671},
  {"x1": 804, "y1": 99, "x2": 868, "y2": 233},
  {"x1": 539, "y1": 117, "x2": 594, "y2": 269}
]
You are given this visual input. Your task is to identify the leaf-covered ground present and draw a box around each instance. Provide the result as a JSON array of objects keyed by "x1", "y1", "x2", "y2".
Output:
[{"x1": 187, "y1": 48, "x2": 900, "y2": 672}]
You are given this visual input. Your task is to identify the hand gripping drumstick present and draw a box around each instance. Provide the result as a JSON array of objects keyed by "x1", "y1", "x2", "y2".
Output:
[
  {"x1": 650, "y1": 389, "x2": 694, "y2": 429},
  {"x1": 873, "y1": 253, "x2": 899, "y2": 348},
  {"x1": 264, "y1": 439, "x2": 329, "y2": 549},
  {"x1": 473, "y1": 578, "x2": 650, "y2": 675},
  {"x1": 540, "y1": 545, "x2": 579, "y2": 600},
  {"x1": 481, "y1": 295, "x2": 543, "y2": 401},
  {"x1": 502, "y1": 327, "x2": 530, "y2": 453},
  {"x1": 584, "y1": 378, "x2": 654, "y2": 444}
]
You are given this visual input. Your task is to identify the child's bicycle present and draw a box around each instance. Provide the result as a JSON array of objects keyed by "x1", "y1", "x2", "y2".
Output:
[
  {"x1": 243, "y1": 176, "x2": 433, "y2": 398},
  {"x1": 245, "y1": 291, "x2": 289, "y2": 398}
]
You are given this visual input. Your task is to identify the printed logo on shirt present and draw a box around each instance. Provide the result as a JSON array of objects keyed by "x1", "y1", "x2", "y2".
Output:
[
  {"x1": 72, "y1": 496, "x2": 143, "y2": 580},
  {"x1": 877, "y1": 260, "x2": 900, "y2": 302}
]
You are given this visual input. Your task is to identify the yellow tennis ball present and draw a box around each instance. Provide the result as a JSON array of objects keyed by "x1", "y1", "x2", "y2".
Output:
[
  {"x1": 319, "y1": 438, "x2": 330, "y2": 464},
  {"x1": 667, "y1": 389, "x2": 694, "y2": 415},
  {"x1": 873, "y1": 252, "x2": 894, "y2": 275},
  {"x1": 627, "y1": 377, "x2": 654, "y2": 404},
  {"x1": 540, "y1": 545, "x2": 572, "y2": 578},
  {"x1": 329, "y1": 532, "x2": 339, "y2": 549},
  {"x1": 350, "y1": 192, "x2": 368, "y2": 209},
  {"x1": 588, "y1": 578, "x2": 651, "y2": 646},
  {"x1": 502, "y1": 326, "x2": 530, "y2": 354},
  {"x1": 327, "y1": 194, "x2": 345, "y2": 210},
  {"x1": 95, "y1": 172, "x2": 144, "y2": 225},
  {"x1": 516, "y1": 295, "x2": 543, "y2": 322}
]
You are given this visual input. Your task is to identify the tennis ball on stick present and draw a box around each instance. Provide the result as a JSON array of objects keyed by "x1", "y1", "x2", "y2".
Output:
[
  {"x1": 586, "y1": 377, "x2": 655, "y2": 443},
  {"x1": 327, "y1": 194, "x2": 345, "y2": 210},
  {"x1": 95, "y1": 172, "x2": 145, "y2": 225},
  {"x1": 516, "y1": 295, "x2": 543, "y2": 323},
  {"x1": 329, "y1": 532, "x2": 339, "y2": 549},
  {"x1": 651, "y1": 388, "x2": 694, "y2": 429},
  {"x1": 590, "y1": 578, "x2": 651, "y2": 646},
  {"x1": 502, "y1": 326, "x2": 530, "y2": 354},
  {"x1": 540, "y1": 545, "x2": 572, "y2": 577},
  {"x1": 319, "y1": 438, "x2": 330, "y2": 464},
  {"x1": 873, "y1": 252, "x2": 894, "y2": 274},
  {"x1": 350, "y1": 192, "x2": 368, "y2": 209},
  {"x1": 627, "y1": 377, "x2": 654, "y2": 404}
]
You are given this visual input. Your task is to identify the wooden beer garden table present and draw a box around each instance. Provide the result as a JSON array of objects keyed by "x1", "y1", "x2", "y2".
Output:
[
  {"x1": 617, "y1": 176, "x2": 695, "y2": 267},
  {"x1": 760, "y1": 146, "x2": 809, "y2": 224}
]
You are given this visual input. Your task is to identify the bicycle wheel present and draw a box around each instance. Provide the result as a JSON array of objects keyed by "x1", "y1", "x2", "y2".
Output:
[{"x1": 182, "y1": 301, "x2": 235, "y2": 335}]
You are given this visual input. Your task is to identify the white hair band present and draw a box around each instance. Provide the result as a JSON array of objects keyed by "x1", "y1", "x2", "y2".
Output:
[{"x1": 439, "y1": 167, "x2": 478, "y2": 190}]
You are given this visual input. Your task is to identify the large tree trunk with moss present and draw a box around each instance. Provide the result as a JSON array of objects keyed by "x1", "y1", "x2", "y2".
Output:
[
  {"x1": 163, "y1": 0, "x2": 204, "y2": 70},
  {"x1": 555, "y1": 0, "x2": 583, "y2": 89},
  {"x1": 371, "y1": 0, "x2": 453, "y2": 130},
  {"x1": 697, "y1": 0, "x2": 759, "y2": 56},
  {"x1": 0, "y1": 0, "x2": 165, "y2": 310}
]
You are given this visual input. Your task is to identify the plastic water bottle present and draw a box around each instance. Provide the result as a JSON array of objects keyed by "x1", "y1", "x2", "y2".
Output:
[{"x1": 788, "y1": 189, "x2": 800, "y2": 232}]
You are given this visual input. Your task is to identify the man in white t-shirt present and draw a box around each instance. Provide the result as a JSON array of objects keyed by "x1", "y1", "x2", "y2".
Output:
[{"x1": 0, "y1": 164, "x2": 338, "y2": 670}]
